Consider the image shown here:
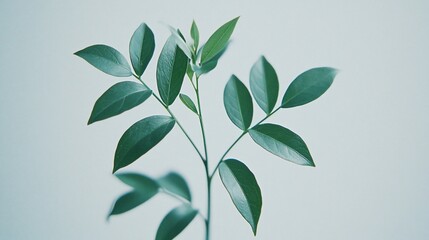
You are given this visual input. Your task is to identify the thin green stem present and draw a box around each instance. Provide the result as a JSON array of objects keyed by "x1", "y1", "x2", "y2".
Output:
[
  {"x1": 210, "y1": 106, "x2": 282, "y2": 178},
  {"x1": 133, "y1": 74, "x2": 205, "y2": 161},
  {"x1": 196, "y1": 76, "x2": 208, "y2": 162}
]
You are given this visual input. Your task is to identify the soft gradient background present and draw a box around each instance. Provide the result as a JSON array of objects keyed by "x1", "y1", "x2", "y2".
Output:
[{"x1": 1, "y1": 0, "x2": 428, "y2": 239}]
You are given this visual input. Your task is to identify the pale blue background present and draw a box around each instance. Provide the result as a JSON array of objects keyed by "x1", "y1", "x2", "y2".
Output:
[{"x1": 1, "y1": 0, "x2": 428, "y2": 239}]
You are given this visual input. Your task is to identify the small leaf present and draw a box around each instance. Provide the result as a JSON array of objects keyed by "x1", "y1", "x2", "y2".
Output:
[
  {"x1": 156, "y1": 204, "x2": 198, "y2": 240},
  {"x1": 179, "y1": 94, "x2": 198, "y2": 115},
  {"x1": 200, "y1": 17, "x2": 239, "y2": 64},
  {"x1": 281, "y1": 67, "x2": 338, "y2": 108},
  {"x1": 74, "y1": 44, "x2": 132, "y2": 77},
  {"x1": 190, "y1": 20, "x2": 199, "y2": 50},
  {"x1": 186, "y1": 62, "x2": 194, "y2": 80},
  {"x1": 113, "y1": 115, "x2": 175, "y2": 173},
  {"x1": 219, "y1": 159, "x2": 262, "y2": 235},
  {"x1": 158, "y1": 172, "x2": 192, "y2": 202},
  {"x1": 88, "y1": 81, "x2": 152, "y2": 124},
  {"x1": 250, "y1": 56, "x2": 279, "y2": 114},
  {"x1": 249, "y1": 124, "x2": 314, "y2": 166},
  {"x1": 193, "y1": 41, "x2": 230, "y2": 76},
  {"x1": 224, "y1": 75, "x2": 253, "y2": 130},
  {"x1": 157, "y1": 36, "x2": 188, "y2": 106},
  {"x1": 109, "y1": 173, "x2": 159, "y2": 217},
  {"x1": 167, "y1": 26, "x2": 193, "y2": 60},
  {"x1": 129, "y1": 23, "x2": 155, "y2": 77}
]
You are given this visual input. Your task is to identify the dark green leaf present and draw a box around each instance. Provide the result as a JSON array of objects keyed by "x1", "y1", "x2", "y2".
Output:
[
  {"x1": 157, "y1": 36, "x2": 188, "y2": 105},
  {"x1": 281, "y1": 67, "x2": 338, "y2": 108},
  {"x1": 193, "y1": 41, "x2": 230, "y2": 76},
  {"x1": 190, "y1": 20, "x2": 199, "y2": 50},
  {"x1": 249, "y1": 124, "x2": 314, "y2": 166},
  {"x1": 200, "y1": 17, "x2": 239, "y2": 64},
  {"x1": 224, "y1": 75, "x2": 253, "y2": 130},
  {"x1": 156, "y1": 204, "x2": 198, "y2": 240},
  {"x1": 179, "y1": 94, "x2": 198, "y2": 115},
  {"x1": 219, "y1": 159, "x2": 262, "y2": 235},
  {"x1": 167, "y1": 26, "x2": 193, "y2": 60},
  {"x1": 88, "y1": 81, "x2": 152, "y2": 124},
  {"x1": 129, "y1": 23, "x2": 155, "y2": 77},
  {"x1": 113, "y1": 115, "x2": 175, "y2": 173},
  {"x1": 109, "y1": 173, "x2": 159, "y2": 217},
  {"x1": 74, "y1": 44, "x2": 132, "y2": 77},
  {"x1": 158, "y1": 172, "x2": 192, "y2": 202},
  {"x1": 250, "y1": 56, "x2": 279, "y2": 114}
]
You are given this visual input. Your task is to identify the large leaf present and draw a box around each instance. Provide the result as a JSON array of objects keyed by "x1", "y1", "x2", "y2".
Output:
[
  {"x1": 249, "y1": 124, "x2": 314, "y2": 166},
  {"x1": 190, "y1": 20, "x2": 199, "y2": 50},
  {"x1": 156, "y1": 204, "x2": 198, "y2": 240},
  {"x1": 200, "y1": 17, "x2": 239, "y2": 64},
  {"x1": 179, "y1": 94, "x2": 198, "y2": 115},
  {"x1": 250, "y1": 56, "x2": 279, "y2": 114},
  {"x1": 219, "y1": 159, "x2": 262, "y2": 235},
  {"x1": 224, "y1": 75, "x2": 253, "y2": 130},
  {"x1": 158, "y1": 172, "x2": 192, "y2": 202},
  {"x1": 193, "y1": 41, "x2": 230, "y2": 76},
  {"x1": 88, "y1": 81, "x2": 152, "y2": 124},
  {"x1": 157, "y1": 36, "x2": 188, "y2": 105},
  {"x1": 113, "y1": 115, "x2": 175, "y2": 173},
  {"x1": 74, "y1": 44, "x2": 132, "y2": 77},
  {"x1": 129, "y1": 23, "x2": 155, "y2": 77},
  {"x1": 281, "y1": 67, "x2": 337, "y2": 108},
  {"x1": 108, "y1": 173, "x2": 159, "y2": 217}
]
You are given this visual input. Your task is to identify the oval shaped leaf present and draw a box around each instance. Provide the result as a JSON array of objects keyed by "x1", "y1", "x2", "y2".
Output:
[
  {"x1": 190, "y1": 20, "x2": 199, "y2": 50},
  {"x1": 88, "y1": 81, "x2": 152, "y2": 124},
  {"x1": 109, "y1": 173, "x2": 159, "y2": 217},
  {"x1": 281, "y1": 67, "x2": 338, "y2": 108},
  {"x1": 157, "y1": 36, "x2": 188, "y2": 105},
  {"x1": 74, "y1": 44, "x2": 132, "y2": 77},
  {"x1": 200, "y1": 17, "x2": 239, "y2": 64},
  {"x1": 113, "y1": 115, "x2": 175, "y2": 173},
  {"x1": 249, "y1": 123, "x2": 314, "y2": 166},
  {"x1": 179, "y1": 94, "x2": 198, "y2": 115},
  {"x1": 219, "y1": 159, "x2": 262, "y2": 235},
  {"x1": 156, "y1": 204, "x2": 198, "y2": 240},
  {"x1": 250, "y1": 56, "x2": 279, "y2": 114},
  {"x1": 129, "y1": 23, "x2": 155, "y2": 77},
  {"x1": 224, "y1": 75, "x2": 253, "y2": 130},
  {"x1": 158, "y1": 172, "x2": 192, "y2": 202}
]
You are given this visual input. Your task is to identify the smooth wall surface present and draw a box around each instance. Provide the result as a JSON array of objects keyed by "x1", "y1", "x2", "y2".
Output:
[{"x1": 1, "y1": 0, "x2": 428, "y2": 239}]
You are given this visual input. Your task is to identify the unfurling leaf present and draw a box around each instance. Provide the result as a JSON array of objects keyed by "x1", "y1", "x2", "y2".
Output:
[
  {"x1": 129, "y1": 23, "x2": 155, "y2": 77},
  {"x1": 113, "y1": 115, "x2": 175, "y2": 173},
  {"x1": 249, "y1": 124, "x2": 314, "y2": 166},
  {"x1": 250, "y1": 56, "x2": 279, "y2": 114},
  {"x1": 190, "y1": 20, "x2": 199, "y2": 50},
  {"x1": 179, "y1": 94, "x2": 198, "y2": 115},
  {"x1": 200, "y1": 17, "x2": 239, "y2": 64},
  {"x1": 219, "y1": 159, "x2": 262, "y2": 235},
  {"x1": 88, "y1": 81, "x2": 152, "y2": 124},
  {"x1": 157, "y1": 36, "x2": 188, "y2": 105},
  {"x1": 224, "y1": 75, "x2": 253, "y2": 130},
  {"x1": 281, "y1": 67, "x2": 337, "y2": 108},
  {"x1": 167, "y1": 26, "x2": 193, "y2": 60},
  {"x1": 74, "y1": 44, "x2": 132, "y2": 77},
  {"x1": 193, "y1": 41, "x2": 230, "y2": 76},
  {"x1": 156, "y1": 204, "x2": 198, "y2": 240}
]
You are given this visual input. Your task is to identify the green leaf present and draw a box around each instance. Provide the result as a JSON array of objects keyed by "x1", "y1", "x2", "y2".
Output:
[
  {"x1": 109, "y1": 173, "x2": 159, "y2": 217},
  {"x1": 156, "y1": 204, "x2": 198, "y2": 240},
  {"x1": 129, "y1": 23, "x2": 155, "y2": 77},
  {"x1": 249, "y1": 124, "x2": 314, "y2": 166},
  {"x1": 250, "y1": 56, "x2": 279, "y2": 114},
  {"x1": 219, "y1": 159, "x2": 262, "y2": 235},
  {"x1": 74, "y1": 44, "x2": 132, "y2": 77},
  {"x1": 193, "y1": 41, "x2": 230, "y2": 76},
  {"x1": 157, "y1": 36, "x2": 188, "y2": 105},
  {"x1": 158, "y1": 172, "x2": 192, "y2": 202},
  {"x1": 224, "y1": 75, "x2": 253, "y2": 130},
  {"x1": 186, "y1": 62, "x2": 194, "y2": 80},
  {"x1": 113, "y1": 115, "x2": 175, "y2": 173},
  {"x1": 281, "y1": 67, "x2": 338, "y2": 108},
  {"x1": 190, "y1": 20, "x2": 199, "y2": 50},
  {"x1": 179, "y1": 94, "x2": 198, "y2": 115},
  {"x1": 200, "y1": 17, "x2": 239, "y2": 64},
  {"x1": 88, "y1": 81, "x2": 152, "y2": 124},
  {"x1": 167, "y1": 26, "x2": 193, "y2": 60}
]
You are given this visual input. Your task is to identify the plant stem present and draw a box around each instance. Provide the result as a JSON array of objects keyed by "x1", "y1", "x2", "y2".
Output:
[{"x1": 133, "y1": 74, "x2": 205, "y2": 160}]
